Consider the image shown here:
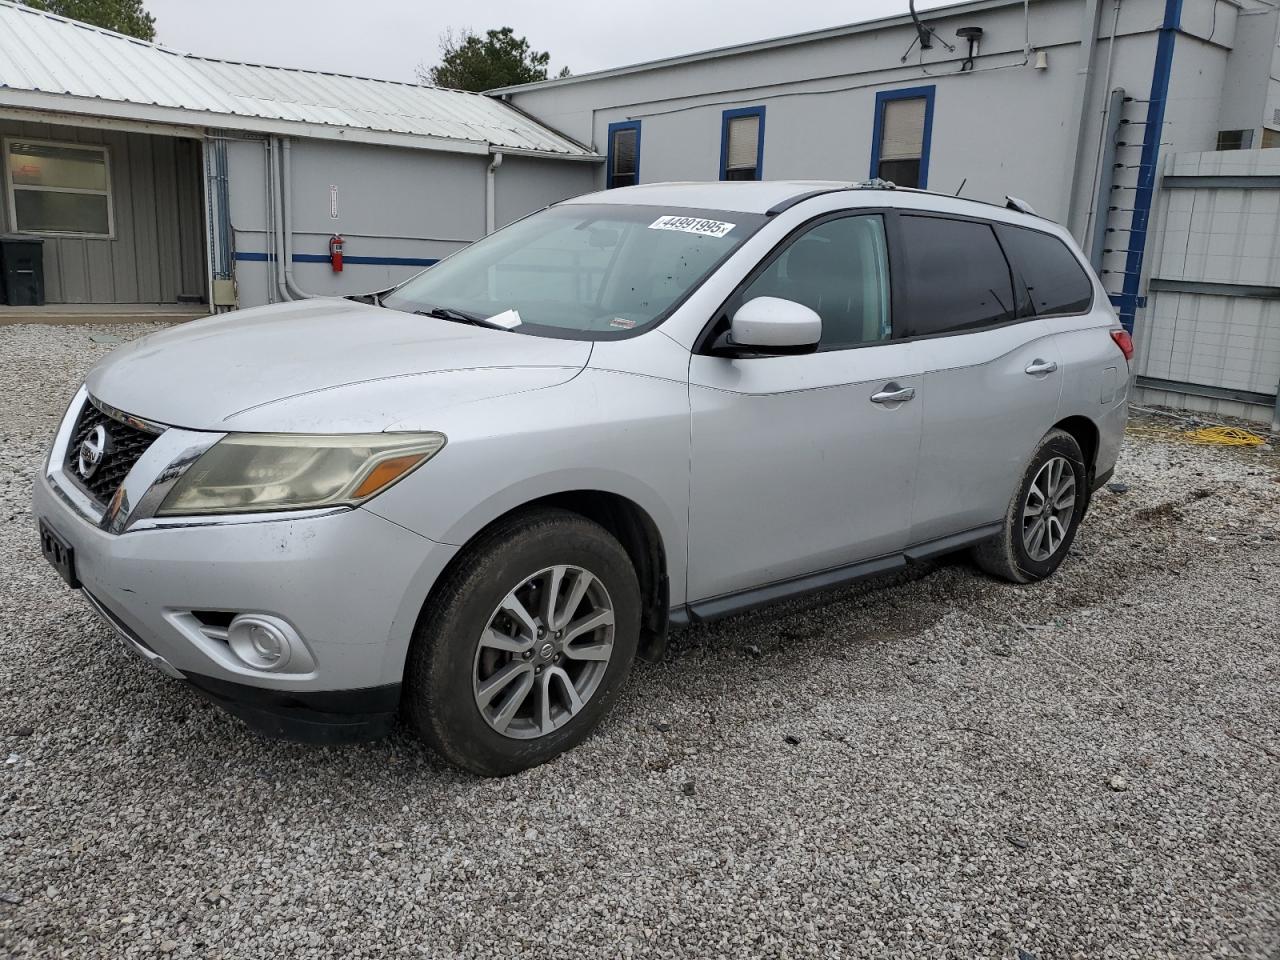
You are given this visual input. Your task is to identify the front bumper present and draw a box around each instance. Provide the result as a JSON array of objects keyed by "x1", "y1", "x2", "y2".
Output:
[{"x1": 33, "y1": 466, "x2": 458, "y2": 744}]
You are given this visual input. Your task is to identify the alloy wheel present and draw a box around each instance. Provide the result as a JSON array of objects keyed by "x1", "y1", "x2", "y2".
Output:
[
  {"x1": 1021, "y1": 456, "x2": 1077, "y2": 562},
  {"x1": 472, "y1": 564, "x2": 615, "y2": 739}
]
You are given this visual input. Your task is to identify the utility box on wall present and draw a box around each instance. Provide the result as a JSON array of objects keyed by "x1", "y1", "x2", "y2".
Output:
[{"x1": 0, "y1": 235, "x2": 45, "y2": 306}]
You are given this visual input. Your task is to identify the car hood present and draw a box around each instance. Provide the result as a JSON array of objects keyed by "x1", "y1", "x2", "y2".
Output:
[{"x1": 85, "y1": 299, "x2": 592, "y2": 432}]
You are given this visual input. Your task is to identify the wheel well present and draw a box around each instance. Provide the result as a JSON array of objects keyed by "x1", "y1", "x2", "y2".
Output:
[
  {"x1": 427, "y1": 491, "x2": 671, "y2": 663},
  {"x1": 1054, "y1": 415, "x2": 1099, "y2": 477}
]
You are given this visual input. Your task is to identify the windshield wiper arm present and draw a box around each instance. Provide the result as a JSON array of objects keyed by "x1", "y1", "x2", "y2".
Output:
[{"x1": 413, "y1": 306, "x2": 511, "y2": 331}]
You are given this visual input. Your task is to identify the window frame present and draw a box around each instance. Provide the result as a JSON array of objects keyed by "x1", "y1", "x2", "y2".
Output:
[
  {"x1": 891, "y1": 211, "x2": 1034, "y2": 341},
  {"x1": 993, "y1": 222, "x2": 1096, "y2": 320},
  {"x1": 868, "y1": 85, "x2": 935, "y2": 189},
  {"x1": 605, "y1": 120, "x2": 642, "y2": 190},
  {"x1": 3, "y1": 137, "x2": 116, "y2": 239},
  {"x1": 694, "y1": 208, "x2": 905, "y2": 356},
  {"x1": 719, "y1": 105, "x2": 766, "y2": 182}
]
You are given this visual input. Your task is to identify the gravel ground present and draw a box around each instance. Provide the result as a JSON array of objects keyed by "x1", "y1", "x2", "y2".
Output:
[{"x1": 1, "y1": 322, "x2": 1278, "y2": 960}]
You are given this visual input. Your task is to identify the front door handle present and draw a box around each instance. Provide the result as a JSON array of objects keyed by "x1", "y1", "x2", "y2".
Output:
[
  {"x1": 870, "y1": 383, "x2": 916, "y2": 404},
  {"x1": 1025, "y1": 359, "x2": 1059, "y2": 376}
]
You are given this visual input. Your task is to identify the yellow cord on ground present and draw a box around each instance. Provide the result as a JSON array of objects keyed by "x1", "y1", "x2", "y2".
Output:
[{"x1": 1183, "y1": 426, "x2": 1267, "y2": 447}]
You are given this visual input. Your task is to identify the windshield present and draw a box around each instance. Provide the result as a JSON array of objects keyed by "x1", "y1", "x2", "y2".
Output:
[{"x1": 382, "y1": 204, "x2": 767, "y2": 338}]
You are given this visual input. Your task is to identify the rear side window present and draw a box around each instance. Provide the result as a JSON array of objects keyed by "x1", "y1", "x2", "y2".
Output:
[
  {"x1": 996, "y1": 225, "x2": 1094, "y2": 316},
  {"x1": 898, "y1": 215, "x2": 1016, "y2": 337}
]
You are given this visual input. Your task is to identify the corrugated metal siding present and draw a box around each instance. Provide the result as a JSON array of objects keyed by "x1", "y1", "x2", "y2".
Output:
[
  {"x1": 0, "y1": 118, "x2": 205, "y2": 303},
  {"x1": 1137, "y1": 150, "x2": 1280, "y2": 404},
  {"x1": 0, "y1": 1, "x2": 592, "y2": 158}
]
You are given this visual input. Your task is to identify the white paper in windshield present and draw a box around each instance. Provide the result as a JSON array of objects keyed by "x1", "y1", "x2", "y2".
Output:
[
  {"x1": 486, "y1": 309, "x2": 523, "y2": 329},
  {"x1": 648, "y1": 215, "x2": 736, "y2": 239}
]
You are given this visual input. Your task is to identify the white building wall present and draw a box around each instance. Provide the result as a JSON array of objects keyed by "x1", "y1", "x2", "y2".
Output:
[{"x1": 224, "y1": 137, "x2": 597, "y2": 307}]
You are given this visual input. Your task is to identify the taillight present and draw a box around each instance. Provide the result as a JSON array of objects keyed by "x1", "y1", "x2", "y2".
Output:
[{"x1": 1110, "y1": 329, "x2": 1134, "y2": 362}]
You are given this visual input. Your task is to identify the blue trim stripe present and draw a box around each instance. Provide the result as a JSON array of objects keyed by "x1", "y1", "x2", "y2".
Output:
[
  {"x1": 869, "y1": 85, "x2": 935, "y2": 189},
  {"x1": 719, "y1": 105, "x2": 766, "y2": 181},
  {"x1": 1116, "y1": 0, "x2": 1182, "y2": 333},
  {"x1": 234, "y1": 252, "x2": 439, "y2": 267},
  {"x1": 606, "y1": 119, "x2": 641, "y2": 189}
]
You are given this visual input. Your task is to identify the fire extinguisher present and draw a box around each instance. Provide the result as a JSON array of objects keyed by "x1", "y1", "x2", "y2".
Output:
[{"x1": 329, "y1": 234, "x2": 344, "y2": 273}]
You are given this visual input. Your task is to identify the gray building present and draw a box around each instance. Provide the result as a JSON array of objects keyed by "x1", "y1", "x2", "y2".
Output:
[
  {"x1": 0, "y1": 0, "x2": 598, "y2": 311},
  {"x1": 494, "y1": 0, "x2": 1280, "y2": 424}
]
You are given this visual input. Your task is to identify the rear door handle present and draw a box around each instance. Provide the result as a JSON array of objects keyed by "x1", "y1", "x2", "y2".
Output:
[
  {"x1": 870, "y1": 383, "x2": 916, "y2": 404},
  {"x1": 1025, "y1": 359, "x2": 1059, "y2": 375}
]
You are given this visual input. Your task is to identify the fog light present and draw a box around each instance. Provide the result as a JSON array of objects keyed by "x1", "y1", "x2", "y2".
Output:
[{"x1": 227, "y1": 615, "x2": 293, "y2": 671}]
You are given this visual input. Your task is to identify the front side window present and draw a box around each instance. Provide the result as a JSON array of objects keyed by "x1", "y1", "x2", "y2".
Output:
[
  {"x1": 382, "y1": 204, "x2": 766, "y2": 339},
  {"x1": 899, "y1": 215, "x2": 1016, "y2": 337},
  {"x1": 871, "y1": 87, "x2": 934, "y2": 189},
  {"x1": 741, "y1": 215, "x2": 891, "y2": 350},
  {"x1": 996, "y1": 224, "x2": 1094, "y2": 317},
  {"x1": 607, "y1": 121, "x2": 640, "y2": 189},
  {"x1": 4, "y1": 139, "x2": 113, "y2": 237},
  {"x1": 721, "y1": 106, "x2": 765, "y2": 181}
]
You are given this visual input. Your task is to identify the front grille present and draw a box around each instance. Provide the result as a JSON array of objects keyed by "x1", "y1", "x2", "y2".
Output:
[{"x1": 64, "y1": 399, "x2": 161, "y2": 507}]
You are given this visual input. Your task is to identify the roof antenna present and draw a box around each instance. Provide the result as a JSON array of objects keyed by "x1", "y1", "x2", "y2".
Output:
[
  {"x1": 955, "y1": 178, "x2": 967, "y2": 197},
  {"x1": 909, "y1": 0, "x2": 934, "y2": 49},
  {"x1": 902, "y1": 0, "x2": 956, "y2": 60}
]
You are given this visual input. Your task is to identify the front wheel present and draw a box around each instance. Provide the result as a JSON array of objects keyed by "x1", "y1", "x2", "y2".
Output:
[
  {"x1": 972, "y1": 428, "x2": 1087, "y2": 584},
  {"x1": 405, "y1": 508, "x2": 640, "y2": 776}
]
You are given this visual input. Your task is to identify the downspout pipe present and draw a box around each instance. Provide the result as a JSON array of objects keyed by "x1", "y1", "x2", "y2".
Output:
[
  {"x1": 1064, "y1": 0, "x2": 1105, "y2": 239},
  {"x1": 280, "y1": 137, "x2": 314, "y2": 300},
  {"x1": 486, "y1": 150, "x2": 504, "y2": 235},
  {"x1": 266, "y1": 135, "x2": 324, "y2": 301},
  {"x1": 268, "y1": 136, "x2": 292, "y2": 303}
]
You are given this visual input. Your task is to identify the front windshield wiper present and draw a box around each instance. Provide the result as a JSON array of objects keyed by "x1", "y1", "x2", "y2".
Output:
[{"x1": 413, "y1": 306, "x2": 513, "y2": 332}]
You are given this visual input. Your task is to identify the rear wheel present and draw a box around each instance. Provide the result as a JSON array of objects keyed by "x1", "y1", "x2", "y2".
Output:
[
  {"x1": 973, "y1": 428, "x2": 1087, "y2": 584},
  {"x1": 405, "y1": 508, "x2": 640, "y2": 776}
]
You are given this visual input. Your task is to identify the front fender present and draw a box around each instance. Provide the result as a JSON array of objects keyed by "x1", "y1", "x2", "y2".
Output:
[{"x1": 362, "y1": 369, "x2": 692, "y2": 605}]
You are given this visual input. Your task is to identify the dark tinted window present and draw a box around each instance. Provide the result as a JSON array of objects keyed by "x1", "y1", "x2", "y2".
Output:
[
  {"x1": 899, "y1": 215, "x2": 1016, "y2": 336},
  {"x1": 996, "y1": 225, "x2": 1094, "y2": 316},
  {"x1": 742, "y1": 215, "x2": 891, "y2": 349},
  {"x1": 608, "y1": 125, "x2": 639, "y2": 189}
]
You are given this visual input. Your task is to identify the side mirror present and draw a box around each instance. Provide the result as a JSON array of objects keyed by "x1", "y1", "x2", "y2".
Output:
[{"x1": 727, "y1": 297, "x2": 821, "y2": 355}]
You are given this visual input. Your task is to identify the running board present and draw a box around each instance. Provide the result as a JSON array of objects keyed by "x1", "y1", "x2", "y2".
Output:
[{"x1": 669, "y1": 523, "x2": 1002, "y2": 626}]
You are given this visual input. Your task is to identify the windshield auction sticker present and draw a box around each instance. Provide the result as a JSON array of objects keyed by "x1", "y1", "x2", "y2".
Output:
[{"x1": 648, "y1": 216, "x2": 736, "y2": 238}]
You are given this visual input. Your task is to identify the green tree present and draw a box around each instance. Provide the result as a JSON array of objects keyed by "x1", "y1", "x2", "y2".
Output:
[
  {"x1": 421, "y1": 27, "x2": 567, "y2": 92},
  {"x1": 25, "y1": 0, "x2": 155, "y2": 40}
]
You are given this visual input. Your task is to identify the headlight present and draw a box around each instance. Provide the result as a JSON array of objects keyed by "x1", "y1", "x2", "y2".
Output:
[{"x1": 157, "y1": 432, "x2": 446, "y2": 516}]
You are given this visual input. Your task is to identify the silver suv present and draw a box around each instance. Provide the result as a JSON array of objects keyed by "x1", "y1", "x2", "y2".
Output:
[{"x1": 34, "y1": 181, "x2": 1130, "y2": 776}]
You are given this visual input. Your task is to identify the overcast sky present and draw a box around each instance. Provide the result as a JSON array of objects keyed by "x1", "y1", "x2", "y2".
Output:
[{"x1": 144, "y1": 0, "x2": 957, "y2": 84}]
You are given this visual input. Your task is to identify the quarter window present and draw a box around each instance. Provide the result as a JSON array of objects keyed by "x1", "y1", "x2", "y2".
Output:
[
  {"x1": 4, "y1": 139, "x2": 113, "y2": 237},
  {"x1": 742, "y1": 215, "x2": 891, "y2": 349},
  {"x1": 899, "y1": 215, "x2": 1016, "y2": 337},
  {"x1": 720, "y1": 106, "x2": 764, "y2": 181},
  {"x1": 995, "y1": 224, "x2": 1094, "y2": 317},
  {"x1": 606, "y1": 121, "x2": 640, "y2": 189}
]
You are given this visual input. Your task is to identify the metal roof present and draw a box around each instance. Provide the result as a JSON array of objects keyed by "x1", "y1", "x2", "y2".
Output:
[{"x1": 0, "y1": 0, "x2": 595, "y2": 158}]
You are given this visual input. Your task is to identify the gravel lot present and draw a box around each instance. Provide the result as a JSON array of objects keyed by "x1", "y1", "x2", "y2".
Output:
[{"x1": 1, "y1": 322, "x2": 1278, "y2": 959}]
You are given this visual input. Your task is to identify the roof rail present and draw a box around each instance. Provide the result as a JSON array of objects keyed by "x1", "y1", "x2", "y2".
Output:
[{"x1": 766, "y1": 179, "x2": 897, "y2": 216}]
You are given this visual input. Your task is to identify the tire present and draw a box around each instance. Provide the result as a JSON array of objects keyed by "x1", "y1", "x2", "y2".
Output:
[
  {"x1": 972, "y1": 428, "x2": 1088, "y2": 584},
  {"x1": 405, "y1": 507, "x2": 640, "y2": 777}
]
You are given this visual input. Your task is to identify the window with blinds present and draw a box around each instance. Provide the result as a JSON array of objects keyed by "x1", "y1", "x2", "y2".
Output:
[
  {"x1": 721, "y1": 107, "x2": 764, "y2": 181},
  {"x1": 5, "y1": 139, "x2": 114, "y2": 237},
  {"x1": 608, "y1": 122, "x2": 640, "y2": 189},
  {"x1": 874, "y1": 91, "x2": 931, "y2": 189}
]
